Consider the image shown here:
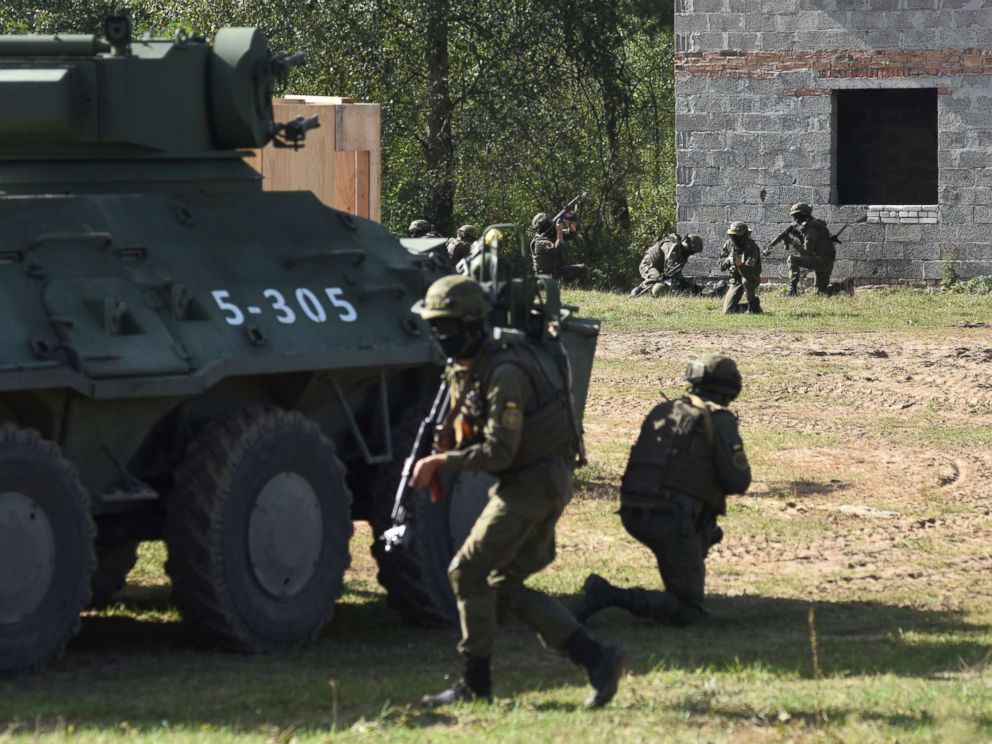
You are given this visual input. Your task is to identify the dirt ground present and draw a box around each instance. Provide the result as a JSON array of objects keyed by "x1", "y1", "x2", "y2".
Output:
[{"x1": 584, "y1": 328, "x2": 992, "y2": 613}]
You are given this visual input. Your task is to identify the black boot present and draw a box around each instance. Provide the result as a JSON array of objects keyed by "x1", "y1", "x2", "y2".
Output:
[
  {"x1": 574, "y1": 573, "x2": 616, "y2": 623},
  {"x1": 747, "y1": 296, "x2": 763, "y2": 314},
  {"x1": 787, "y1": 277, "x2": 799, "y2": 296},
  {"x1": 564, "y1": 629, "x2": 626, "y2": 709},
  {"x1": 574, "y1": 573, "x2": 647, "y2": 622},
  {"x1": 421, "y1": 656, "x2": 492, "y2": 707}
]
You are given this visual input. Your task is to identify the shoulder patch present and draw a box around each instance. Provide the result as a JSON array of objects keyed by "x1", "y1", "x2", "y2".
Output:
[
  {"x1": 500, "y1": 399, "x2": 522, "y2": 429},
  {"x1": 732, "y1": 448, "x2": 749, "y2": 470}
]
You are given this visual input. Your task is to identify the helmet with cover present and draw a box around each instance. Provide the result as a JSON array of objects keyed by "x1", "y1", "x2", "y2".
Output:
[
  {"x1": 409, "y1": 219, "x2": 432, "y2": 237},
  {"x1": 684, "y1": 352, "x2": 742, "y2": 402},
  {"x1": 531, "y1": 212, "x2": 553, "y2": 236},
  {"x1": 726, "y1": 221, "x2": 750, "y2": 237},
  {"x1": 412, "y1": 275, "x2": 491, "y2": 359},
  {"x1": 457, "y1": 224, "x2": 478, "y2": 242}
]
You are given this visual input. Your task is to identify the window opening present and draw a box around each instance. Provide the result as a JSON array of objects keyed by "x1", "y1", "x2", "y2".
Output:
[{"x1": 834, "y1": 89, "x2": 938, "y2": 205}]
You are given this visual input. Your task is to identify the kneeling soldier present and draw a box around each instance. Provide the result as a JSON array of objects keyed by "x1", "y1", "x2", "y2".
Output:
[
  {"x1": 411, "y1": 275, "x2": 625, "y2": 708},
  {"x1": 574, "y1": 353, "x2": 751, "y2": 626}
]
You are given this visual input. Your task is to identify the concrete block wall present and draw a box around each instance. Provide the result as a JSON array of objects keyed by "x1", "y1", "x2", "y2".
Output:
[{"x1": 675, "y1": 0, "x2": 992, "y2": 283}]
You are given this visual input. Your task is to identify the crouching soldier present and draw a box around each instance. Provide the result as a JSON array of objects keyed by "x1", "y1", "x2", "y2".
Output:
[
  {"x1": 630, "y1": 234, "x2": 704, "y2": 298},
  {"x1": 574, "y1": 354, "x2": 751, "y2": 626}
]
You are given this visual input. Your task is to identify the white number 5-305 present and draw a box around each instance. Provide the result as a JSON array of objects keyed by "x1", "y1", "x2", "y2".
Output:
[{"x1": 210, "y1": 287, "x2": 358, "y2": 326}]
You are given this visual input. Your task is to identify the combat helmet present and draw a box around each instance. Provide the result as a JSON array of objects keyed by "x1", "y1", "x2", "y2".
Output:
[
  {"x1": 726, "y1": 221, "x2": 750, "y2": 237},
  {"x1": 531, "y1": 212, "x2": 553, "y2": 235},
  {"x1": 684, "y1": 352, "x2": 742, "y2": 401},
  {"x1": 686, "y1": 234, "x2": 704, "y2": 254},
  {"x1": 457, "y1": 224, "x2": 478, "y2": 242},
  {"x1": 412, "y1": 275, "x2": 492, "y2": 322},
  {"x1": 789, "y1": 202, "x2": 813, "y2": 217},
  {"x1": 409, "y1": 219, "x2": 432, "y2": 237}
]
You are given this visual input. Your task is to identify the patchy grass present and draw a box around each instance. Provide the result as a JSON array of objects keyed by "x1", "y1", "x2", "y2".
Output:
[
  {"x1": 2, "y1": 289, "x2": 992, "y2": 743},
  {"x1": 566, "y1": 286, "x2": 992, "y2": 334}
]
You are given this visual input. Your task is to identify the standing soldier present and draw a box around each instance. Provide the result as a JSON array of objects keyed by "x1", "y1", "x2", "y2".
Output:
[
  {"x1": 720, "y1": 222, "x2": 763, "y2": 314},
  {"x1": 410, "y1": 275, "x2": 624, "y2": 708},
  {"x1": 784, "y1": 203, "x2": 837, "y2": 296},
  {"x1": 446, "y1": 224, "x2": 477, "y2": 267},
  {"x1": 573, "y1": 354, "x2": 752, "y2": 626},
  {"x1": 631, "y1": 234, "x2": 704, "y2": 298},
  {"x1": 409, "y1": 219, "x2": 442, "y2": 239},
  {"x1": 530, "y1": 212, "x2": 589, "y2": 285}
]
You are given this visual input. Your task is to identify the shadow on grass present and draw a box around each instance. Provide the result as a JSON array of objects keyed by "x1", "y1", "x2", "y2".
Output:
[
  {"x1": 577, "y1": 592, "x2": 989, "y2": 681},
  {"x1": 1, "y1": 587, "x2": 987, "y2": 734}
]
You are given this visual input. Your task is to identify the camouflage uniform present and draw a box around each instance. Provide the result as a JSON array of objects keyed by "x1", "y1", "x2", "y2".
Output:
[
  {"x1": 530, "y1": 213, "x2": 588, "y2": 285},
  {"x1": 786, "y1": 205, "x2": 835, "y2": 294},
  {"x1": 415, "y1": 275, "x2": 624, "y2": 708},
  {"x1": 574, "y1": 354, "x2": 752, "y2": 626},
  {"x1": 631, "y1": 235, "x2": 704, "y2": 298},
  {"x1": 638, "y1": 240, "x2": 668, "y2": 284},
  {"x1": 446, "y1": 225, "x2": 477, "y2": 267},
  {"x1": 720, "y1": 223, "x2": 762, "y2": 314}
]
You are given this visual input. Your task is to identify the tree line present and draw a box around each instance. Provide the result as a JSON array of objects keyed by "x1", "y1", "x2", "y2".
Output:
[{"x1": 1, "y1": 0, "x2": 676, "y2": 286}]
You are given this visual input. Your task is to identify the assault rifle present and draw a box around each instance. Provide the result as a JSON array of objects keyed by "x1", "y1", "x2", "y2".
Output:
[
  {"x1": 552, "y1": 192, "x2": 588, "y2": 226},
  {"x1": 381, "y1": 378, "x2": 451, "y2": 553},
  {"x1": 761, "y1": 225, "x2": 800, "y2": 256},
  {"x1": 762, "y1": 223, "x2": 849, "y2": 256}
]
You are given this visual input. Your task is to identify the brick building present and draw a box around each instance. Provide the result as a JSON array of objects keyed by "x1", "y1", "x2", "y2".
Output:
[{"x1": 674, "y1": 1, "x2": 992, "y2": 284}]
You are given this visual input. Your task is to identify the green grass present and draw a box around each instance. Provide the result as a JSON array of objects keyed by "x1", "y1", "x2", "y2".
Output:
[
  {"x1": 3, "y1": 289, "x2": 992, "y2": 743},
  {"x1": 564, "y1": 286, "x2": 992, "y2": 333}
]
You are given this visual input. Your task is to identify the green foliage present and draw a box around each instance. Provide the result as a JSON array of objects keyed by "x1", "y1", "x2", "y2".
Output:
[
  {"x1": 0, "y1": 0, "x2": 675, "y2": 287},
  {"x1": 944, "y1": 275, "x2": 992, "y2": 295},
  {"x1": 941, "y1": 259, "x2": 958, "y2": 288}
]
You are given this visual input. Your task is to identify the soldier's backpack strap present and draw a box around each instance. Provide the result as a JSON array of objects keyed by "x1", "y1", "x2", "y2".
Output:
[{"x1": 686, "y1": 394, "x2": 717, "y2": 450}]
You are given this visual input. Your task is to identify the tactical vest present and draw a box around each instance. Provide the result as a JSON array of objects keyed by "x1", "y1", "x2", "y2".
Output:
[
  {"x1": 451, "y1": 338, "x2": 576, "y2": 471},
  {"x1": 446, "y1": 238, "x2": 471, "y2": 264},
  {"x1": 804, "y1": 219, "x2": 835, "y2": 260},
  {"x1": 620, "y1": 395, "x2": 726, "y2": 511},
  {"x1": 530, "y1": 237, "x2": 558, "y2": 275}
]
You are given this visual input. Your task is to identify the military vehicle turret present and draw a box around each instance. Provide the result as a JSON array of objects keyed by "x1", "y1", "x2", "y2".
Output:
[{"x1": 0, "y1": 18, "x2": 598, "y2": 672}]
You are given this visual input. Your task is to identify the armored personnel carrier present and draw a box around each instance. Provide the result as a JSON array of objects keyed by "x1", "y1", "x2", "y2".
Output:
[{"x1": 0, "y1": 18, "x2": 599, "y2": 672}]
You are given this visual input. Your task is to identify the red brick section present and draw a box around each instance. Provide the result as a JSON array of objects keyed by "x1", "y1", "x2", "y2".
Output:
[{"x1": 676, "y1": 48, "x2": 992, "y2": 80}]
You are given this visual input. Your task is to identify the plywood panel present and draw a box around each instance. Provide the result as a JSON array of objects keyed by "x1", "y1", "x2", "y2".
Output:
[
  {"x1": 335, "y1": 104, "x2": 379, "y2": 151},
  {"x1": 250, "y1": 97, "x2": 381, "y2": 223},
  {"x1": 333, "y1": 150, "x2": 356, "y2": 215},
  {"x1": 355, "y1": 150, "x2": 370, "y2": 219}
]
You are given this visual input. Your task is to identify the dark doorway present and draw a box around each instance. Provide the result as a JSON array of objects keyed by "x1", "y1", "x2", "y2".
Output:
[{"x1": 834, "y1": 89, "x2": 938, "y2": 205}]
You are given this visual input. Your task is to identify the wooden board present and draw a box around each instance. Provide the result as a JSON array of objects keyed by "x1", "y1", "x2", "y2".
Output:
[{"x1": 248, "y1": 97, "x2": 381, "y2": 222}]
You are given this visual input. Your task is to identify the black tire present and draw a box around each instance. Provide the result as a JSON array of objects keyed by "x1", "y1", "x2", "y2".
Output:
[
  {"x1": 164, "y1": 408, "x2": 352, "y2": 652},
  {"x1": 0, "y1": 425, "x2": 95, "y2": 674},
  {"x1": 89, "y1": 540, "x2": 140, "y2": 608},
  {"x1": 368, "y1": 411, "x2": 493, "y2": 627}
]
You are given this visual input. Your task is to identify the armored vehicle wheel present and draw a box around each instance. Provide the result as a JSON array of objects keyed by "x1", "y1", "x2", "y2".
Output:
[
  {"x1": 0, "y1": 425, "x2": 95, "y2": 674},
  {"x1": 369, "y1": 412, "x2": 493, "y2": 626},
  {"x1": 165, "y1": 409, "x2": 352, "y2": 652},
  {"x1": 89, "y1": 540, "x2": 140, "y2": 608}
]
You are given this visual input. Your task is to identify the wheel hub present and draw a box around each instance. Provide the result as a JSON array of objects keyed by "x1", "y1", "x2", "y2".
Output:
[
  {"x1": 0, "y1": 491, "x2": 56, "y2": 625},
  {"x1": 248, "y1": 472, "x2": 323, "y2": 598}
]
